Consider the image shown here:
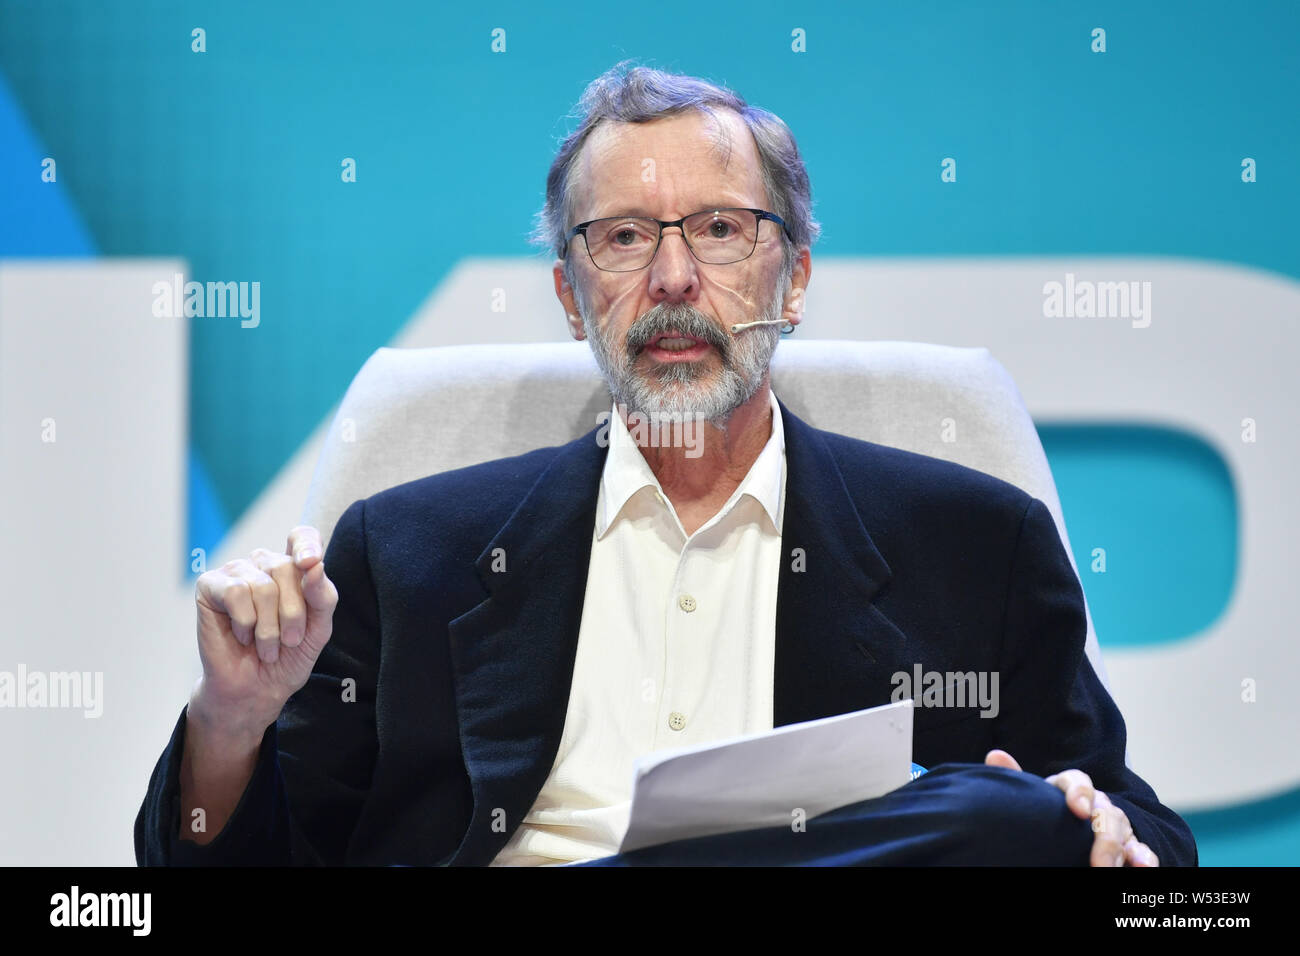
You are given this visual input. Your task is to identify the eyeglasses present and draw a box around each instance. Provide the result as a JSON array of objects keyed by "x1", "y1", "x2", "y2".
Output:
[{"x1": 564, "y1": 207, "x2": 793, "y2": 272}]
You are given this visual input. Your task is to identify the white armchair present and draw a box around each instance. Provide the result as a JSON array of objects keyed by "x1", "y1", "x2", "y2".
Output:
[{"x1": 300, "y1": 338, "x2": 1111, "y2": 691}]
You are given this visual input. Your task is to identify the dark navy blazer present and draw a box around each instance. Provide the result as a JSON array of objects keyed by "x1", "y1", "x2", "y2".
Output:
[{"x1": 135, "y1": 398, "x2": 1198, "y2": 866}]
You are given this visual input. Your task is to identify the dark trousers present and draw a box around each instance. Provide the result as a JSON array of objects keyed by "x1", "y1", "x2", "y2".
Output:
[{"x1": 579, "y1": 764, "x2": 1096, "y2": 866}]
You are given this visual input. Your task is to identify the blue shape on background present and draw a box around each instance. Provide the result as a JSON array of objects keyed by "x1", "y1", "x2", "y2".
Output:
[
  {"x1": 1183, "y1": 787, "x2": 1300, "y2": 867},
  {"x1": 0, "y1": 67, "x2": 231, "y2": 579},
  {"x1": 0, "y1": 69, "x2": 94, "y2": 256},
  {"x1": 187, "y1": 446, "x2": 230, "y2": 582},
  {"x1": 1038, "y1": 425, "x2": 1237, "y2": 647}
]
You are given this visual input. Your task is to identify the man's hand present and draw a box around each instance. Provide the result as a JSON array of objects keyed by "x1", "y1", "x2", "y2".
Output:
[
  {"x1": 191, "y1": 525, "x2": 340, "y2": 739},
  {"x1": 178, "y1": 526, "x2": 340, "y2": 845},
  {"x1": 984, "y1": 749, "x2": 1159, "y2": 867}
]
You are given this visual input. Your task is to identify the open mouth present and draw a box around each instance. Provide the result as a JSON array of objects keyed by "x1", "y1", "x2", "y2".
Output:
[{"x1": 644, "y1": 330, "x2": 713, "y2": 358}]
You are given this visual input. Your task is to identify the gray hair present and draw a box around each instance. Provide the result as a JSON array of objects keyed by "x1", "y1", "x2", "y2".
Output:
[{"x1": 532, "y1": 61, "x2": 820, "y2": 284}]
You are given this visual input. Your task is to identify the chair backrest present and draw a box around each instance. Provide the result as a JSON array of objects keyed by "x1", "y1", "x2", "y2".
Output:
[{"x1": 301, "y1": 338, "x2": 1110, "y2": 688}]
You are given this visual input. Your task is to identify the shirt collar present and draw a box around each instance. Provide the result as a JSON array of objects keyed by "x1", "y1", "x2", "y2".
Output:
[{"x1": 597, "y1": 389, "x2": 786, "y2": 538}]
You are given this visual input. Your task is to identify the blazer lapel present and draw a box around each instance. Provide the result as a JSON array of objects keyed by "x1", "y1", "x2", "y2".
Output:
[
  {"x1": 773, "y1": 399, "x2": 909, "y2": 726},
  {"x1": 444, "y1": 425, "x2": 606, "y2": 866}
]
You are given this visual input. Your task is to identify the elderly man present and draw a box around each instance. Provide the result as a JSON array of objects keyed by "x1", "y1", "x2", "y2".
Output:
[{"x1": 136, "y1": 64, "x2": 1196, "y2": 867}]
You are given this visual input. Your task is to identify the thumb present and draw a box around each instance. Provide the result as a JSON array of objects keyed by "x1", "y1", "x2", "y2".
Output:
[{"x1": 984, "y1": 749, "x2": 1022, "y2": 771}]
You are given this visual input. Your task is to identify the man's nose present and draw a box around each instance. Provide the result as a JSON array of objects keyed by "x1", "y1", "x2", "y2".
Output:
[{"x1": 647, "y1": 227, "x2": 699, "y2": 302}]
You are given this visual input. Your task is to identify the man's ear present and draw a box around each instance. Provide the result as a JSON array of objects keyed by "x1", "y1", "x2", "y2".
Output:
[
  {"x1": 781, "y1": 247, "x2": 812, "y2": 329},
  {"x1": 554, "y1": 259, "x2": 585, "y2": 340}
]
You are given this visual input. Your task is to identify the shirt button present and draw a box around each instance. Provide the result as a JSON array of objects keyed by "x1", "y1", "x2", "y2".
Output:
[
  {"x1": 668, "y1": 711, "x2": 687, "y2": 731},
  {"x1": 678, "y1": 594, "x2": 697, "y2": 612}
]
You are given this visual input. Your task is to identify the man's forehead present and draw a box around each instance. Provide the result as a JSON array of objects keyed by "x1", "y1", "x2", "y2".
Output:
[{"x1": 577, "y1": 109, "x2": 765, "y2": 215}]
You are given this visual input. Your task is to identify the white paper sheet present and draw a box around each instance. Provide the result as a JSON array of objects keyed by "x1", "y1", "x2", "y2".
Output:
[{"x1": 619, "y1": 698, "x2": 914, "y2": 853}]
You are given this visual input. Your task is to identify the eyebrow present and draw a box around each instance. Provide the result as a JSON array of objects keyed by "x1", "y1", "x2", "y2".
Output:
[{"x1": 586, "y1": 203, "x2": 753, "y2": 221}]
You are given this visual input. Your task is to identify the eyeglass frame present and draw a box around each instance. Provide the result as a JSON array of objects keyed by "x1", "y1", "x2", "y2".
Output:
[{"x1": 562, "y1": 207, "x2": 794, "y2": 272}]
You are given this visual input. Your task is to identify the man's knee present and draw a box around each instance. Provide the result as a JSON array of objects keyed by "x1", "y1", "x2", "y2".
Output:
[{"x1": 904, "y1": 763, "x2": 1094, "y2": 865}]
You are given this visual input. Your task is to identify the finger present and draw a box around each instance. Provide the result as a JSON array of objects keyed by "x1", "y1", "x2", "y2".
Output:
[
  {"x1": 300, "y1": 555, "x2": 339, "y2": 619},
  {"x1": 1124, "y1": 838, "x2": 1159, "y2": 867},
  {"x1": 1046, "y1": 769, "x2": 1096, "y2": 819},
  {"x1": 251, "y1": 548, "x2": 306, "y2": 649},
  {"x1": 196, "y1": 565, "x2": 257, "y2": 647},
  {"x1": 1090, "y1": 831, "x2": 1125, "y2": 867},
  {"x1": 286, "y1": 525, "x2": 324, "y2": 570},
  {"x1": 226, "y1": 560, "x2": 282, "y2": 663},
  {"x1": 1093, "y1": 791, "x2": 1134, "y2": 842},
  {"x1": 1092, "y1": 814, "x2": 1127, "y2": 867},
  {"x1": 983, "y1": 749, "x2": 1022, "y2": 771},
  {"x1": 1089, "y1": 801, "x2": 1131, "y2": 867}
]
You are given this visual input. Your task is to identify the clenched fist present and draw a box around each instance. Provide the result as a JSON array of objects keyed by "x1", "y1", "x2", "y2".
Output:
[{"x1": 190, "y1": 525, "x2": 339, "y2": 742}]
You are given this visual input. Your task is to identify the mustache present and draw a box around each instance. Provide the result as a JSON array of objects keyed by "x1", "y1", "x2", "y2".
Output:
[{"x1": 624, "y1": 303, "x2": 731, "y2": 357}]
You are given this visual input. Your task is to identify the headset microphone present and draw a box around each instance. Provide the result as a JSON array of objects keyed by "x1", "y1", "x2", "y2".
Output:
[{"x1": 730, "y1": 318, "x2": 791, "y2": 333}]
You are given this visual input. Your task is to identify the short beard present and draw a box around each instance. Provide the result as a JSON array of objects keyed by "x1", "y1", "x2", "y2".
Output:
[{"x1": 578, "y1": 281, "x2": 784, "y2": 428}]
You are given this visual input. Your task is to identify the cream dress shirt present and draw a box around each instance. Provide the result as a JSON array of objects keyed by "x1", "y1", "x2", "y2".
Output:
[{"x1": 490, "y1": 390, "x2": 787, "y2": 866}]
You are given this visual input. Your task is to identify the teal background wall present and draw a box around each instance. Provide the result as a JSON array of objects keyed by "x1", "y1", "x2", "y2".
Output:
[{"x1": 1, "y1": 0, "x2": 1295, "y2": 865}]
